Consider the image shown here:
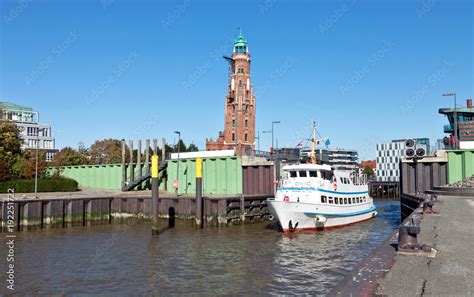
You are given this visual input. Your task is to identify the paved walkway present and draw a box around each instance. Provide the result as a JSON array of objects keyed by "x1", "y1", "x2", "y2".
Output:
[{"x1": 376, "y1": 195, "x2": 474, "y2": 296}]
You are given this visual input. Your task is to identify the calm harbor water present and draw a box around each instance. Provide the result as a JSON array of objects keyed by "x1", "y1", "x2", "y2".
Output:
[{"x1": 2, "y1": 199, "x2": 399, "y2": 296}]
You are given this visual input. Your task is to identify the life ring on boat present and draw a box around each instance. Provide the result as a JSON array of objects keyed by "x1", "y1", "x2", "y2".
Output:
[
  {"x1": 332, "y1": 182, "x2": 337, "y2": 191},
  {"x1": 283, "y1": 195, "x2": 289, "y2": 202}
]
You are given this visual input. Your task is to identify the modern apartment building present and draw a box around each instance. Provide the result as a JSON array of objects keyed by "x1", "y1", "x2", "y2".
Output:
[
  {"x1": 0, "y1": 102, "x2": 57, "y2": 160},
  {"x1": 376, "y1": 138, "x2": 430, "y2": 182},
  {"x1": 300, "y1": 147, "x2": 359, "y2": 172}
]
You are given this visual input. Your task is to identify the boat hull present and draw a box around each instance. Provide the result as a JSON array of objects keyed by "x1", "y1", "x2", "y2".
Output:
[{"x1": 267, "y1": 200, "x2": 377, "y2": 233}]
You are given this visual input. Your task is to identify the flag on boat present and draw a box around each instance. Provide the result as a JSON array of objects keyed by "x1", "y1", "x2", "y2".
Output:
[
  {"x1": 325, "y1": 139, "x2": 331, "y2": 147},
  {"x1": 296, "y1": 140, "x2": 303, "y2": 147}
]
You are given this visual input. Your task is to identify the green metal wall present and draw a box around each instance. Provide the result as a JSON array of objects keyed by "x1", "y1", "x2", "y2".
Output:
[
  {"x1": 447, "y1": 150, "x2": 474, "y2": 184},
  {"x1": 166, "y1": 157, "x2": 242, "y2": 195},
  {"x1": 47, "y1": 163, "x2": 165, "y2": 191}
]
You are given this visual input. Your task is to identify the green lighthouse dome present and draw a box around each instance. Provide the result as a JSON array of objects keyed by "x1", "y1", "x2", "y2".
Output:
[{"x1": 233, "y1": 30, "x2": 248, "y2": 54}]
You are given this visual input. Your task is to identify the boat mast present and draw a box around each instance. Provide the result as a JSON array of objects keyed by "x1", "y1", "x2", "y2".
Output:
[{"x1": 311, "y1": 121, "x2": 316, "y2": 164}]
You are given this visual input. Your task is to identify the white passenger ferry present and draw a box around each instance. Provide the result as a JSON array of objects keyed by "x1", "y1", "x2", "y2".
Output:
[{"x1": 267, "y1": 125, "x2": 377, "y2": 233}]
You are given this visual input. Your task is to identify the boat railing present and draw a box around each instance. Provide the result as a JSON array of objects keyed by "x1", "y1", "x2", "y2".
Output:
[{"x1": 351, "y1": 173, "x2": 368, "y2": 185}]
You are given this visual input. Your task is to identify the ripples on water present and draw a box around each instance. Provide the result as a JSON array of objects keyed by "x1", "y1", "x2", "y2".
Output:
[{"x1": 1, "y1": 200, "x2": 399, "y2": 296}]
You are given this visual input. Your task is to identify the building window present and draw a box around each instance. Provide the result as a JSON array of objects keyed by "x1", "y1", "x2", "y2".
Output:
[
  {"x1": 239, "y1": 80, "x2": 242, "y2": 88},
  {"x1": 232, "y1": 119, "x2": 235, "y2": 127},
  {"x1": 245, "y1": 134, "x2": 248, "y2": 141},
  {"x1": 245, "y1": 119, "x2": 248, "y2": 127},
  {"x1": 232, "y1": 133, "x2": 235, "y2": 142},
  {"x1": 232, "y1": 106, "x2": 235, "y2": 113}
]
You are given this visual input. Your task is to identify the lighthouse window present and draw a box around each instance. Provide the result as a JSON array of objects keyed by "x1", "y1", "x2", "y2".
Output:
[
  {"x1": 290, "y1": 171, "x2": 297, "y2": 178},
  {"x1": 299, "y1": 171, "x2": 307, "y2": 177},
  {"x1": 321, "y1": 196, "x2": 327, "y2": 203}
]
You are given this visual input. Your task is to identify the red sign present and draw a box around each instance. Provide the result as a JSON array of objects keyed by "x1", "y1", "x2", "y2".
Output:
[{"x1": 173, "y1": 180, "x2": 179, "y2": 189}]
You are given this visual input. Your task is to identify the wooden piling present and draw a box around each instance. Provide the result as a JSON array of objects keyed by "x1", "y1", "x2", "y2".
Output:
[
  {"x1": 153, "y1": 139, "x2": 158, "y2": 155},
  {"x1": 145, "y1": 139, "x2": 150, "y2": 173},
  {"x1": 128, "y1": 140, "x2": 134, "y2": 186},
  {"x1": 137, "y1": 139, "x2": 142, "y2": 190},
  {"x1": 122, "y1": 141, "x2": 126, "y2": 191}
]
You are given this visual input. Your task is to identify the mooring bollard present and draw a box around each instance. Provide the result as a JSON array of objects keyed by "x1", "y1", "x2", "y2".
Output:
[
  {"x1": 195, "y1": 157, "x2": 204, "y2": 228},
  {"x1": 151, "y1": 155, "x2": 160, "y2": 235}
]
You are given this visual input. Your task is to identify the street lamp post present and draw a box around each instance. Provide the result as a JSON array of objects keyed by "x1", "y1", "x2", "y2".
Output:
[
  {"x1": 271, "y1": 121, "x2": 280, "y2": 149},
  {"x1": 262, "y1": 130, "x2": 271, "y2": 151},
  {"x1": 443, "y1": 93, "x2": 457, "y2": 149},
  {"x1": 174, "y1": 130, "x2": 181, "y2": 196},
  {"x1": 34, "y1": 127, "x2": 45, "y2": 199}
]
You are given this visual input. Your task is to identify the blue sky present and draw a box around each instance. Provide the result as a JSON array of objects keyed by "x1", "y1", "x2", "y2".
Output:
[{"x1": 1, "y1": 0, "x2": 472, "y2": 160}]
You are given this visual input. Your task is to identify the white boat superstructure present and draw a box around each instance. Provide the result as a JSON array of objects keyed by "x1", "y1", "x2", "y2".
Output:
[{"x1": 266, "y1": 123, "x2": 377, "y2": 232}]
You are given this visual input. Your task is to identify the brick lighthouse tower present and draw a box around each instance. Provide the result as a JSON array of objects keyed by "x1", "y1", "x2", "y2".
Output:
[{"x1": 206, "y1": 30, "x2": 256, "y2": 155}]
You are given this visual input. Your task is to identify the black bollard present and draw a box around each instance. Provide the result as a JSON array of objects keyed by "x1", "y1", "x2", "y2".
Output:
[
  {"x1": 151, "y1": 155, "x2": 160, "y2": 235},
  {"x1": 195, "y1": 157, "x2": 204, "y2": 228}
]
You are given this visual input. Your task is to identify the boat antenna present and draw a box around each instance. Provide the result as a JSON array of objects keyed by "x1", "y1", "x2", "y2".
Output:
[{"x1": 311, "y1": 121, "x2": 317, "y2": 164}]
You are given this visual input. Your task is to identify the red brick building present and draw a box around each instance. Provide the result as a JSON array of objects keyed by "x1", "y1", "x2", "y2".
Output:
[
  {"x1": 206, "y1": 31, "x2": 255, "y2": 155},
  {"x1": 359, "y1": 160, "x2": 376, "y2": 169}
]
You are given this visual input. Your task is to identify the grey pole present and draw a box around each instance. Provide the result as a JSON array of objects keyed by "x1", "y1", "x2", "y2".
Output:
[
  {"x1": 272, "y1": 121, "x2": 280, "y2": 150},
  {"x1": 454, "y1": 93, "x2": 458, "y2": 149},
  {"x1": 174, "y1": 131, "x2": 181, "y2": 196},
  {"x1": 443, "y1": 93, "x2": 458, "y2": 149},
  {"x1": 34, "y1": 127, "x2": 39, "y2": 198}
]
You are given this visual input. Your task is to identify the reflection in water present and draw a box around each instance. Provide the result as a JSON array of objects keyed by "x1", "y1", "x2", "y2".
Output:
[{"x1": 1, "y1": 200, "x2": 399, "y2": 296}]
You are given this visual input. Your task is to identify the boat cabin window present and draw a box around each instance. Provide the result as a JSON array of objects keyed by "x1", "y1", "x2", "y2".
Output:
[
  {"x1": 334, "y1": 197, "x2": 339, "y2": 204},
  {"x1": 321, "y1": 170, "x2": 332, "y2": 180},
  {"x1": 309, "y1": 171, "x2": 318, "y2": 178},
  {"x1": 348, "y1": 197, "x2": 352, "y2": 204},
  {"x1": 352, "y1": 197, "x2": 356, "y2": 204},
  {"x1": 328, "y1": 197, "x2": 334, "y2": 204},
  {"x1": 299, "y1": 171, "x2": 307, "y2": 177},
  {"x1": 344, "y1": 198, "x2": 348, "y2": 204},
  {"x1": 356, "y1": 197, "x2": 360, "y2": 203},
  {"x1": 290, "y1": 171, "x2": 297, "y2": 178},
  {"x1": 321, "y1": 196, "x2": 327, "y2": 203}
]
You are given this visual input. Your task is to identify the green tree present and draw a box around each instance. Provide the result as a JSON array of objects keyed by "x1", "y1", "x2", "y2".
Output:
[
  {"x1": 53, "y1": 147, "x2": 90, "y2": 166},
  {"x1": 363, "y1": 166, "x2": 375, "y2": 180},
  {"x1": 20, "y1": 151, "x2": 47, "y2": 179},
  {"x1": 0, "y1": 159, "x2": 10, "y2": 182},
  {"x1": 89, "y1": 138, "x2": 123, "y2": 164},
  {"x1": 0, "y1": 120, "x2": 23, "y2": 177}
]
